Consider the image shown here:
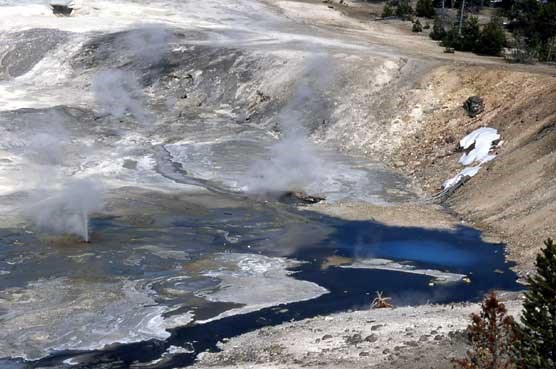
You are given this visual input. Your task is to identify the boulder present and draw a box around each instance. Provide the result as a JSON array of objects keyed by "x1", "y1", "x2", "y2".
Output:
[
  {"x1": 51, "y1": 4, "x2": 73, "y2": 16},
  {"x1": 463, "y1": 96, "x2": 485, "y2": 118},
  {"x1": 278, "y1": 191, "x2": 325, "y2": 205}
]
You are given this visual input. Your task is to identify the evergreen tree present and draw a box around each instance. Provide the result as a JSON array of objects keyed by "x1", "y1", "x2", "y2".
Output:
[
  {"x1": 460, "y1": 16, "x2": 481, "y2": 51},
  {"x1": 382, "y1": 3, "x2": 395, "y2": 17},
  {"x1": 416, "y1": 0, "x2": 436, "y2": 18},
  {"x1": 475, "y1": 18, "x2": 507, "y2": 56},
  {"x1": 412, "y1": 19, "x2": 424, "y2": 32},
  {"x1": 517, "y1": 238, "x2": 556, "y2": 368},
  {"x1": 430, "y1": 16, "x2": 447, "y2": 40},
  {"x1": 454, "y1": 292, "x2": 519, "y2": 369},
  {"x1": 442, "y1": 24, "x2": 464, "y2": 49},
  {"x1": 503, "y1": 0, "x2": 556, "y2": 62},
  {"x1": 396, "y1": 0, "x2": 414, "y2": 20}
]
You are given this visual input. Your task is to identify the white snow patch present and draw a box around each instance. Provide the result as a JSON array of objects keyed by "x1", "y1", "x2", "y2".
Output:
[
  {"x1": 442, "y1": 166, "x2": 481, "y2": 189},
  {"x1": 442, "y1": 127, "x2": 500, "y2": 189},
  {"x1": 458, "y1": 127, "x2": 500, "y2": 166}
]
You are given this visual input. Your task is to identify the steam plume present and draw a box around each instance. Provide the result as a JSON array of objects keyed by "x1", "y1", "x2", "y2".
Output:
[
  {"x1": 123, "y1": 25, "x2": 176, "y2": 65},
  {"x1": 92, "y1": 26, "x2": 176, "y2": 124},
  {"x1": 28, "y1": 179, "x2": 103, "y2": 242},
  {"x1": 242, "y1": 55, "x2": 335, "y2": 196},
  {"x1": 20, "y1": 112, "x2": 104, "y2": 242},
  {"x1": 93, "y1": 69, "x2": 152, "y2": 124}
]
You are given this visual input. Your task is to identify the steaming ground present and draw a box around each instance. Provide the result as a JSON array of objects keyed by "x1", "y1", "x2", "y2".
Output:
[{"x1": 0, "y1": 0, "x2": 521, "y2": 366}]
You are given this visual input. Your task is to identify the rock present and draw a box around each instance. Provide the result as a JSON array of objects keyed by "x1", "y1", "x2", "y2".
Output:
[
  {"x1": 322, "y1": 334, "x2": 333, "y2": 340},
  {"x1": 463, "y1": 96, "x2": 485, "y2": 118},
  {"x1": 364, "y1": 334, "x2": 378, "y2": 343},
  {"x1": 359, "y1": 351, "x2": 370, "y2": 357},
  {"x1": 278, "y1": 191, "x2": 325, "y2": 205},
  {"x1": 50, "y1": 4, "x2": 73, "y2": 16},
  {"x1": 371, "y1": 324, "x2": 383, "y2": 331},
  {"x1": 255, "y1": 90, "x2": 270, "y2": 103},
  {"x1": 434, "y1": 335, "x2": 443, "y2": 341},
  {"x1": 123, "y1": 159, "x2": 138, "y2": 170},
  {"x1": 345, "y1": 333, "x2": 363, "y2": 345}
]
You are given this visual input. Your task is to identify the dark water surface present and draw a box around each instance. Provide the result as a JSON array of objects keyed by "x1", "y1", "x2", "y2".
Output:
[{"x1": 2, "y1": 201, "x2": 520, "y2": 369}]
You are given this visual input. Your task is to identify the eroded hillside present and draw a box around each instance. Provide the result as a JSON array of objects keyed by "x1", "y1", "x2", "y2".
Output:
[{"x1": 390, "y1": 66, "x2": 556, "y2": 274}]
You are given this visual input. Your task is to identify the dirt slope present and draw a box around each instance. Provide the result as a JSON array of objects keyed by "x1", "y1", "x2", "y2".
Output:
[{"x1": 394, "y1": 66, "x2": 556, "y2": 274}]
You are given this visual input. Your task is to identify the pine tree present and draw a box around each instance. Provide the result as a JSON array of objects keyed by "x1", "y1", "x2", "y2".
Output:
[
  {"x1": 382, "y1": 3, "x2": 395, "y2": 18},
  {"x1": 416, "y1": 0, "x2": 435, "y2": 18},
  {"x1": 430, "y1": 16, "x2": 447, "y2": 40},
  {"x1": 475, "y1": 18, "x2": 507, "y2": 56},
  {"x1": 395, "y1": 0, "x2": 414, "y2": 20},
  {"x1": 459, "y1": 16, "x2": 481, "y2": 52},
  {"x1": 517, "y1": 238, "x2": 556, "y2": 368},
  {"x1": 454, "y1": 292, "x2": 519, "y2": 369}
]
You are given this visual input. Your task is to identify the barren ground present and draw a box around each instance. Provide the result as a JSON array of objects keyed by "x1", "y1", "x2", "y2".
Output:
[{"x1": 191, "y1": 293, "x2": 522, "y2": 369}]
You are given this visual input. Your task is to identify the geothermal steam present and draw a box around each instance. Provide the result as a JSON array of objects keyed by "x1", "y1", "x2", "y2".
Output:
[
  {"x1": 242, "y1": 55, "x2": 334, "y2": 195},
  {"x1": 30, "y1": 179, "x2": 103, "y2": 242},
  {"x1": 93, "y1": 69, "x2": 153, "y2": 124},
  {"x1": 36, "y1": 26, "x2": 176, "y2": 239},
  {"x1": 92, "y1": 26, "x2": 176, "y2": 125},
  {"x1": 122, "y1": 25, "x2": 176, "y2": 65},
  {"x1": 21, "y1": 113, "x2": 103, "y2": 242}
]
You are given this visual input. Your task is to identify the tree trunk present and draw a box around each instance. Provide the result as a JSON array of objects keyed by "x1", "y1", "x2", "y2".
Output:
[
  {"x1": 458, "y1": 0, "x2": 465, "y2": 35},
  {"x1": 442, "y1": 0, "x2": 445, "y2": 20}
]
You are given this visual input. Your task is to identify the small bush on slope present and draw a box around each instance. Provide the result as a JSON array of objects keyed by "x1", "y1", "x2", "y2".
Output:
[{"x1": 454, "y1": 292, "x2": 519, "y2": 369}]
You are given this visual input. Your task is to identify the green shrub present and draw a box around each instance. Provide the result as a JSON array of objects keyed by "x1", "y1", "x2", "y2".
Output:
[
  {"x1": 416, "y1": 0, "x2": 435, "y2": 18},
  {"x1": 475, "y1": 18, "x2": 507, "y2": 56},
  {"x1": 516, "y1": 238, "x2": 556, "y2": 368},
  {"x1": 382, "y1": 3, "x2": 395, "y2": 17},
  {"x1": 441, "y1": 26, "x2": 463, "y2": 49},
  {"x1": 460, "y1": 16, "x2": 481, "y2": 52},
  {"x1": 430, "y1": 16, "x2": 446, "y2": 40},
  {"x1": 395, "y1": 0, "x2": 414, "y2": 20},
  {"x1": 412, "y1": 19, "x2": 423, "y2": 32}
]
